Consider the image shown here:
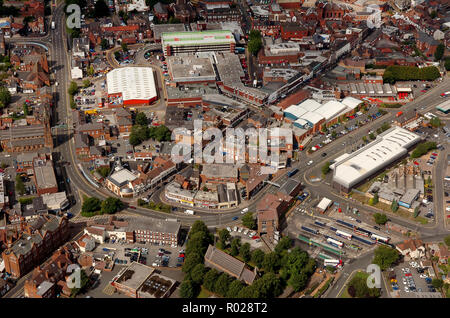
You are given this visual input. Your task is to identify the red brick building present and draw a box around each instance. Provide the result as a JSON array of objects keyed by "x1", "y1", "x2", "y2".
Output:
[{"x1": 1, "y1": 215, "x2": 70, "y2": 278}]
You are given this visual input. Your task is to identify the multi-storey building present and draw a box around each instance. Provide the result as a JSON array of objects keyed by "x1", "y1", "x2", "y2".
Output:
[{"x1": 1, "y1": 215, "x2": 70, "y2": 278}]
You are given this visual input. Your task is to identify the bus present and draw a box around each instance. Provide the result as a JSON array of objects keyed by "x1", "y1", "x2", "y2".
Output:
[
  {"x1": 354, "y1": 227, "x2": 371, "y2": 237},
  {"x1": 301, "y1": 226, "x2": 319, "y2": 235},
  {"x1": 336, "y1": 219, "x2": 355, "y2": 229},
  {"x1": 324, "y1": 259, "x2": 342, "y2": 267},
  {"x1": 336, "y1": 230, "x2": 352, "y2": 241},
  {"x1": 314, "y1": 221, "x2": 326, "y2": 227},
  {"x1": 353, "y1": 235, "x2": 375, "y2": 245},
  {"x1": 287, "y1": 168, "x2": 299, "y2": 177},
  {"x1": 370, "y1": 233, "x2": 390, "y2": 243},
  {"x1": 326, "y1": 238, "x2": 343, "y2": 249}
]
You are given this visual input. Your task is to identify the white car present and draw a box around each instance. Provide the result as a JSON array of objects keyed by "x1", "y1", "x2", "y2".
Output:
[
  {"x1": 307, "y1": 160, "x2": 314, "y2": 166},
  {"x1": 233, "y1": 226, "x2": 237, "y2": 232},
  {"x1": 226, "y1": 227, "x2": 232, "y2": 232},
  {"x1": 238, "y1": 227, "x2": 243, "y2": 233},
  {"x1": 404, "y1": 287, "x2": 410, "y2": 293},
  {"x1": 243, "y1": 229, "x2": 249, "y2": 235},
  {"x1": 420, "y1": 274, "x2": 429, "y2": 279},
  {"x1": 241, "y1": 208, "x2": 249, "y2": 214}
]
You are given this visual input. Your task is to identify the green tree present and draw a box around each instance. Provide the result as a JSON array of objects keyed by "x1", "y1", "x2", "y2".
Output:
[
  {"x1": 101, "y1": 39, "x2": 109, "y2": 50},
  {"x1": 274, "y1": 236, "x2": 292, "y2": 254},
  {"x1": 179, "y1": 280, "x2": 199, "y2": 298},
  {"x1": 262, "y1": 252, "x2": 280, "y2": 273},
  {"x1": 190, "y1": 263, "x2": 206, "y2": 284},
  {"x1": 373, "y1": 213, "x2": 388, "y2": 225},
  {"x1": 70, "y1": 270, "x2": 89, "y2": 297},
  {"x1": 87, "y1": 65, "x2": 95, "y2": 76},
  {"x1": 369, "y1": 132, "x2": 376, "y2": 140},
  {"x1": 432, "y1": 278, "x2": 444, "y2": 289},
  {"x1": 190, "y1": 221, "x2": 209, "y2": 238},
  {"x1": 135, "y1": 112, "x2": 148, "y2": 126},
  {"x1": 288, "y1": 271, "x2": 308, "y2": 292},
  {"x1": 347, "y1": 272, "x2": 380, "y2": 298},
  {"x1": 96, "y1": 166, "x2": 111, "y2": 178},
  {"x1": 321, "y1": 162, "x2": 331, "y2": 175},
  {"x1": 391, "y1": 199, "x2": 399, "y2": 212},
  {"x1": 242, "y1": 212, "x2": 256, "y2": 229},
  {"x1": 429, "y1": 117, "x2": 441, "y2": 128},
  {"x1": 0, "y1": 86, "x2": 11, "y2": 108},
  {"x1": 251, "y1": 272, "x2": 283, "y2": 298},
  {"x1": 226, "y1": 280, "x2": 245, "y2": 298},
  {"x1": 430, "y1": 10, "x2": 437, "y2": 19},
  {"x1": 218, "y1": 228, "x2": 230, "y2": 246},
  {"x1": 214, "y1": 273, "x2": 232, "y2": 296},
  {"x1": 411, "y1": 141, "x2": 437, "y2": 158},
  {"x1": 251, "y1": 249, "x2": 265, "y2": 268},
  {"x1": 373, "y1": 246, "x2": 400, "y2": 270},
  {"x1": 240, "y1": 242, "x2": 251, "y2": 262},
  {"x1": 182, "y1": 253, "x2": 203, "y2": 273},
  {"x1": 247, "y1": 30, "x2": 262, "y2": 56},
  {"x1": 203, "y1": 268, "x2": 220, "y2": 291},
  {"x1": 68, "y1": 81, "x2": 78, "y2": 96},
  {"x1": 83, "y1": 79, "x2": 91, "y2": 88},
  {"x1": 81, "y1": 197, "x2": 101, "y2": 213},
  {"x1": 129, "y1": 133, "x2": 141, "y2": 146},
  {"x1": 121, "y1": 42, "x2": 128, "y2": 53},
  {"x1": 445, "y1": 58, "x2": 450, "y2": 71},
  {"x1": 114, "y1": 51, "x2": 121, "y2": 60},
  {"x1": 23, "y1": 103, "x2": 29, "y2": 116},
  {"x1": 230, "y1": 237, "x2": 241, "y2": 256},
  {"x1": 100, "y1": 197, "x2": 123, "y2": 214},
  {"x1": 435, "y1": 43, "x2": 445, "y2": 61},
  {"x1": 369, "y1": 193, "x2": 379, "y2": 206}
]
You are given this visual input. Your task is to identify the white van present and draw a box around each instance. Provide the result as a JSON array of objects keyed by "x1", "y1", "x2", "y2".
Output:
[{"x1": 185, "y1": 209, "x2": 194, "y2": 215}]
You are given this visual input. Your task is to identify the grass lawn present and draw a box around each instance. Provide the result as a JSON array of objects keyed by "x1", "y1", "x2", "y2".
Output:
[
  {"x1": 197, "y1": 287, "x2": 213, "y2": 298},
  {"x1": 340, "y1": 271, "x2": 370, "y2": 298}
]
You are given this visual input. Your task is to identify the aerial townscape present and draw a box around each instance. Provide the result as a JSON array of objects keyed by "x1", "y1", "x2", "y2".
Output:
[{"x1": 0, "y1": 0, "x2": 449, "y2": 306}]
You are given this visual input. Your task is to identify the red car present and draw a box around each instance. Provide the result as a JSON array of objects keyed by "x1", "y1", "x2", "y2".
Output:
[
  {"x1": 405, "y1": 273, "x2": 412, "y2": 277},
  {"x1": 431, "y1": 153, "x2": 438, "y2": 156},
  {"x1": 129, "y1": 206, "x2": 136, "y2": 209},
  {"x1": 178, "y1": 253, "x2": 185, "y2": 258},
  {"x1": 252, "y1": 235, "x2": 260, "y2": 240}
]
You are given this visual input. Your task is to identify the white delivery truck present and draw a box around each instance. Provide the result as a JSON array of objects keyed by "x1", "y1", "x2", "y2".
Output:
[{"x1": 185, "y1": 209, "x2": 194, "y2": 215}]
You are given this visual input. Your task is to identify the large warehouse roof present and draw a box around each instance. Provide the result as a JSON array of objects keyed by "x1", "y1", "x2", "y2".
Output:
[
  {"x1": 284, "y1": 105, "x2": 308, "y2": 119},
  {"x1": 107, "y1": 67, "x2": 157, "y2": 102},
  {"x1": 301, "y1": 111, "x2": 324, "y2": 125},
  {"x1": 298, "y1": 99, "x2": 322, "y2": 112},
  {"x1": 342, "y1": 96, "x2": 363, "y2": 110},
  {"x1": 333, "y1": 127, "x2": 421, "y2": 189},
  {"x1": 314, "y1": 100, "x2": 348, "y2": 121}
]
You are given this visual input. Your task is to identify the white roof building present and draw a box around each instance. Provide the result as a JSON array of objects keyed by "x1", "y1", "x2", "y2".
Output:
[
  {"x1": 284, "y1": 105, "x2": 308, "y2": 119},
  {"x1": 314, "y1": 100, "x2": 348, "y2": 121},
  {"x1": 342, "y1": 96, "x2": 363, "y2": 110},
  {"x1": 106, "y1": 67, "x2": 157, "y2": 104},
  {"x1": 298, "y1": 99, "x2": 322, "y2": 112},
  {"x1": 300, "y1": 111, "x2": 324, "y2": 125},
  {"x1": 333, "y1": 127, "x2": 421, "y2": 190},
  {"x1": 317, "y1": 197, "x2": 332, "y2": 211}
]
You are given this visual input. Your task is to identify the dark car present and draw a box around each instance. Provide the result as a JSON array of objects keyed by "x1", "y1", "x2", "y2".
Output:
[
  {"x1": 321, "y1": 152, "x2": 327, "y2": 157},
  {"x1": 373, "y1": 226, "x2": 380, "y2": 231},
  {"x1": 355, "y1": 219, "x2": 362, "y2": 223}
]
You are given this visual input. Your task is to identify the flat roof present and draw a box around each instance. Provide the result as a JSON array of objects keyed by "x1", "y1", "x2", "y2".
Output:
[
  {"x1": 167, "y1": 56, "x2": 216, "y2": 82},
  {"x1": 115, "y1": 262, "x2": 155, "y2": 291},
  {"x1": 161, "y1": 30, "x2": 235, "y2": 47},
  {"x1": 107, "y1": 67, "x2": 157, "y2": 102},
  {"x1": 298, "y1": 99, "x2": 322, "y2": 112},
  {"x1": 436, "y1": 99, "x2": 450, "y2": 112},
  {"x1": 108, "y1": 169, "x2": 138, "y2": 187},
  {"x1": 314, "y1": 100, "x2": 348, "y2": 121},
  {"x1": 333, "y1": 127, "x2": 421, "y2": 189},
  {"x1": 300, "y1": 111, "x2": 324, "y2": 125},
  {"x1": 34, "y1": 160, "x2": 57, "y2": 189}
]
